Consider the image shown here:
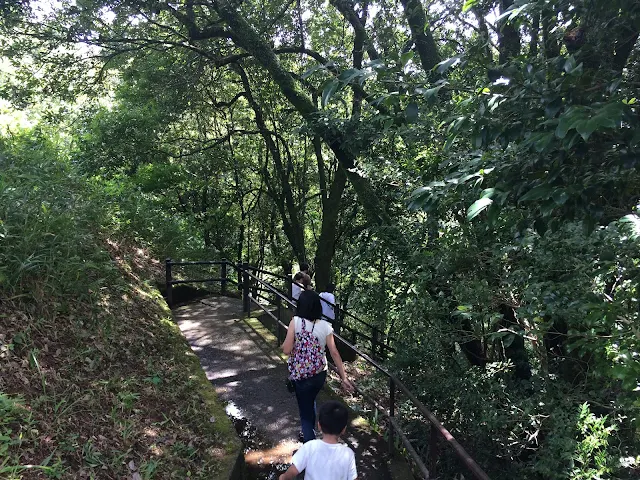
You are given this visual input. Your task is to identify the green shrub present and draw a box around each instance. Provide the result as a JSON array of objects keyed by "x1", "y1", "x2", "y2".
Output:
[{"x1": 0, "y1": 128, "x2": 116, "y2": 301}]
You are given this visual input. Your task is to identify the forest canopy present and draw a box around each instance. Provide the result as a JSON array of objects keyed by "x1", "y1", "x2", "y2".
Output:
[{"x1": 1, "y1": 0, "x2": 639, "y2": 477}]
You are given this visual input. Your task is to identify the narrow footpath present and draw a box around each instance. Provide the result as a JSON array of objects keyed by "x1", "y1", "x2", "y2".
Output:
[{"x1": 174, "y1": 295, "x2": 401, "y2": 479}]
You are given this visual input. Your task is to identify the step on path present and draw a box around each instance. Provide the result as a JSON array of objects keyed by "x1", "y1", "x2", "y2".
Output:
[{"x1": 174, "y1": 296, "x2": 403, "y2": 479}]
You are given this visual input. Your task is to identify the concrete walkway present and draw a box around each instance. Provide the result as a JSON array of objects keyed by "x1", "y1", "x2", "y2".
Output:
[{"x1": 174, "y1": 296, "x2": 401, "y2": 479}]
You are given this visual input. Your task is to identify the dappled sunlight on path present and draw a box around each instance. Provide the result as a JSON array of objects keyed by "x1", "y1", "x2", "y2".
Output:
[{"x1": 174, "y1": 296, "x2": 400, "y2": 479}]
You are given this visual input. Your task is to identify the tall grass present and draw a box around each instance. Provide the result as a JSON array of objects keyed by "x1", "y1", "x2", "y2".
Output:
[
  {"x1": 0, "y1": 126, "x2": 213, "y2": 305},
  {"x1": 0, "y1": 128, "x2": 116, "y2": 303}
]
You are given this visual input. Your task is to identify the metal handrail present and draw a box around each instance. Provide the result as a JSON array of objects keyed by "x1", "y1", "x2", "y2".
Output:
[
  {"x1": 246, "y1": 265, "x2": 291, "y2": 282},
  {"x1": 245, "y1": 263, "x2": 394, "y2": 351},
  {"x1": 165, "y1": 258, "x2": 490, "y2": 479},
  {"x1": 168, "y1": 260, "x2": 226, "y2": 266},
  {"x1": 169, "y1": 277, "x2": 224, "y2": 285},
  {"x1": 317, "y1": 290, "x2": 381, "y2": 332},
  {"x1": 168, "y1": 258, "x2": 393, "y2": 352},
  {"x1": 165, "y1": 258, "x2": 232, "y2": 306},
  {"x1": 238, "y1": 264, "x2": 490, "y2": 480},
  {"x1": 248, "y1": 293, "x2": 432, "y2": 478}
]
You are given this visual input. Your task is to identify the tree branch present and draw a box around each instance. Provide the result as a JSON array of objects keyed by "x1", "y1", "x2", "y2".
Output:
[{"x1": 400, "y1": 0, "x2": 441, "y2": 72}]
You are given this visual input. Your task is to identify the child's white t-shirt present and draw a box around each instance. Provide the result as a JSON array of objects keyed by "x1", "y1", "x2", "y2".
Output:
[
  {"x1": 292, "y1": 439, "x2": 357, "y2": 480},
  {"x1": 319, "y1": 292, "x2": 336, "y2": 321}
]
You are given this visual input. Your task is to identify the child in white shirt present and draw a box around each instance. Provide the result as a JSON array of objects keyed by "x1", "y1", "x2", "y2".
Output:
[
  {"x1": 319, "y1": 282, "x2": 336, "y2": 322},
  {"x1": 279, "y1": 401, "x2": 357, "y2": 480}
]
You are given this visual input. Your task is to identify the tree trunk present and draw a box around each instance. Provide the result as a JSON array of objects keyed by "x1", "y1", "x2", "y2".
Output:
[
  {"x1": 330, "y1": 0, "x2": 380, "y2": 62},
  {"x1": 498, "y1": 304, "x2": 532, "y2": 380},
  {"x1": 613, "y1": 22, "x2": 639, "y2": 72},
  {"x1": 498, "y1": 0, "x2": 521, "y2": 63},
  {"x1": 314, "y1": 165, "x2": 347, "y2": 292},
  {"x1": 542, "y1": 12, "x2": 560, "y2": 58},
  {"x1": 399, "y1": 0, "x2": 440, "y2": 72},
  {"x1": 234, "y1": 63, "x2": 307, "y2": 262},
  {"x1": 460, "y1": 330, "x2": 488, "y2": 367},
  {"x1": 237, "y1": 223, "x2": 244, "y2": 262},
  {"x1": 473, "y1": 8, "x2": 493, "y2": 63},
  {"x1": 529, "y1": 13, "x2": 540, "y2": 57}
]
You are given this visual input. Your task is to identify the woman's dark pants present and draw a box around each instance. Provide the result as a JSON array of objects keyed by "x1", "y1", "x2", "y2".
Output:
[{"x1": 294, "y1": 371, "x2": 327, "y2": 443}]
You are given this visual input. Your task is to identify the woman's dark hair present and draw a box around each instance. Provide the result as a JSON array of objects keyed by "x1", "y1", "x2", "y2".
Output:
[
  {"x1": 325, "y1": 282, "x2": 336, "y2": 293},
  {"x1": 300, "y1": 262, "x2": 310, "y2": 272},
  {"x1": 296, "y1": 290, "x2": 322, "y2": 320}
]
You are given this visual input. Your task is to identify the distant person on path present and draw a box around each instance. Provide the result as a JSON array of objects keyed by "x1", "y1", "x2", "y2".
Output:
[
  {"x1": 279, "y1": 401, "x2": 357, "y2": 480},
  {"x1": 292, "y1": 272, "x2": 305, "y2": 302},
  {"x1": 319, "y1": 282, "x2": 336, "y2": 322},
  {"x1": 292, "y1": 272, "x2": 312, "y2": 303},
  {"x1": 282, "y1": 290, "x2": 354, "y2": 443},
  {"x1": 299, "y1": 262, "x2": 313, "y2": 289}
]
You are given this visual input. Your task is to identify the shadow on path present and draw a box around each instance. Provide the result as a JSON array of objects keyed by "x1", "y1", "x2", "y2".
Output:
[{"x1": 174, "y1": 297, "x2": 398, "y2": 480}]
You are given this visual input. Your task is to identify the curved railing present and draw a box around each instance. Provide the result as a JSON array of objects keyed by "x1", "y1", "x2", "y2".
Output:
[
  {"x1": 247, "y1": 264, "x2": 396, "y2": 356},
  {"x1": 164, "y1": 258, "x2": 491, "y2": 480},
  {"x1": 166, "y1": 259, "x2": 395, "y2": 356}
]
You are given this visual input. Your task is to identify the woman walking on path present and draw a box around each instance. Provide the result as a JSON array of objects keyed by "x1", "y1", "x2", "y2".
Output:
[{"x1": 282, "y1": 290, "x2": 354, "y2": 443}]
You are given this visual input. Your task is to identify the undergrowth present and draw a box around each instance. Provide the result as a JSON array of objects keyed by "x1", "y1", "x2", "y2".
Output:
[{"x1": 0, "y1": 129, "x2": 240, "y2": 478}]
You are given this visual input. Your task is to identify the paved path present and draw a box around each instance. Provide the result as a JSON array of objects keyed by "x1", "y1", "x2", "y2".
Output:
[{"x1": 174, "y1": 296, "x2": 401, "y2": 479}]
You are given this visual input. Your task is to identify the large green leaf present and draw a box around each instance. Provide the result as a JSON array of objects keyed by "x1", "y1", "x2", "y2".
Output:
[
  {"x1": 462, "y1": 0, "x2": 480, "y2": 12},
  {"x1": 436, "y1": 56, "x2": 461, "y2": 74},
  {"x1": 400, "y1": 51, "x2": 414, "y2": 67},
  {"x1": 321, "y1": 79, "x2": 339, "y2": 108},
  {"x1": 544, "y1": 97, "x2": 563, "y2": 118},
  {"x1": 519, "y1": 185, "x2": 552, "y2": 202},
  {"x1": 575, "y1": 118, "x2": 599, "y2": 141},
  {"x1": 618, "y1": 214, "x2": 640, "y2": 239},
  {"x1": 552, "y1": 190, "x2": 569, "y2": 206},
  {"x1": 555, "y1": 112, "x2": 584, "y2": 139},
  {"x1": 467, "y1": 197, "x2": 493, "y2": 220},
  {"x1": 301, "y1": 64, "x2": 324, "y2": 80},
  {"x1": 405, "y1": 102, "x2": 419, "y2": 123},
  {"x1": 337, "y1": 68, "x2": 362, "y2": 84}
]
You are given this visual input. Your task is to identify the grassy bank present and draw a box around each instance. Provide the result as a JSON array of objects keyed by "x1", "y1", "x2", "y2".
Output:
[{"x1": 0, "y1": 131, "x2": 240, "y2": 479}]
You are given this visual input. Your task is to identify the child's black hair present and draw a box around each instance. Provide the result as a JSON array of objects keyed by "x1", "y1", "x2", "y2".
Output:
[
  {"x1": 318, "y1": 401, "x2": 349, "y2": 435},
  {"x1": 325, "y1": 282, "x2": 336, "y2": 293},
  {"x1": 296, "y1": 290, "x2": 322, "y2": 320}
]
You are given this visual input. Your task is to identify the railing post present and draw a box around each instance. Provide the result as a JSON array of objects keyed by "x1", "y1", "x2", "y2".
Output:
[
  {"x1": 237, "y1": 261, "x2": 242, "y2": 292},
  {"x1": 372, "y1": 328, "x2": 380, "y2": 357},
  {"x1": 429, "y1": 423, "x2": 440, "y2": 478},
  {"x1": 250, "y1": 265, "x2": 258, "y2": 299},
  {"x1": 165, "y1": 258, "x2": 173, "y2": 308},
  {"x1": 334, "y1": 303, "x2": 342, "y2": 336},
  {"x1": 388, "y1": 377, "x2": 396, "y2": 455},
  {"x1": 286, "y1": 269, "x2": 293, "y2": 299},
  {"x1": 242, "y1": 261, "x2": 250, "y2": 315},
  {"x1": 276, "y1": 295, "x2": 283, "y2": 345},
  {"x1": 220, "y1": 259, "x2": 227, "y2": 295},
  {"x1": 380, "y1": 334, "x2": 388, "y2": 361}
]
